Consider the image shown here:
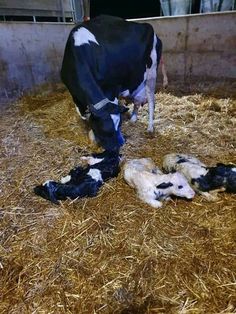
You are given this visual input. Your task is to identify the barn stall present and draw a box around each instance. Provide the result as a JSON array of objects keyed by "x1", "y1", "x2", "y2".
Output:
[{"x1": 0, "y1": 3, "x2": 236, "y2": 313}]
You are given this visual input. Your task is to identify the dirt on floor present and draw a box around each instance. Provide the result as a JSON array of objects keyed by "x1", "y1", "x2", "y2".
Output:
[{"x1": 0, "y1": 82, "x2": 235, "y2": 313}]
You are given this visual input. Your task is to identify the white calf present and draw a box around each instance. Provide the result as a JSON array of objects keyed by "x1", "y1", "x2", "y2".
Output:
[{"x1": 123, "y1": 158, "x2": 195, "y2": 208}]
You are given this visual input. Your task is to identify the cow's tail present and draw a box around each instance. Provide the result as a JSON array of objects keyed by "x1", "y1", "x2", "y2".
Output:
[{"x1": 156, "y1": 36, "x2": 168, "y2": 88}]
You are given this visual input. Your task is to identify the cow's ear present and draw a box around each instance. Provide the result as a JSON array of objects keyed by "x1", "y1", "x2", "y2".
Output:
[{"x1": 107, "y1": 103, "x2": 129, "y2": 114}]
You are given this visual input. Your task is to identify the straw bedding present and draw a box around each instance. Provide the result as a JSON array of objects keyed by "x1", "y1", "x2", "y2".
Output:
[{"x1": 0, "y1": 83, "x2": 235, "y2": 313}]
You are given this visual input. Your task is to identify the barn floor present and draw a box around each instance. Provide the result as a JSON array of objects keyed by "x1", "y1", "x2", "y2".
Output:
[{"x1": 0, "y1": 82, "x2": 236, "y2": 313}]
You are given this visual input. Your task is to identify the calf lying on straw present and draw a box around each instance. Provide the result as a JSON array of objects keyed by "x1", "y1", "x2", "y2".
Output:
[
  {"x1": 123, "y1": 158, "x2": 195, "y2": 208},
  {"x1": 162, "y1": 153, "x2": 236, "y2": 199},
  {"x1": 34, "y1": 151, "x2": 121, "y2": 204}
]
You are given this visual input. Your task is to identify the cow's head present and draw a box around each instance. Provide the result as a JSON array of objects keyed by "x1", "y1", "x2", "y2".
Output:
[{"x1": 89, "y1": 102, "x2": 128, "y2": 152}]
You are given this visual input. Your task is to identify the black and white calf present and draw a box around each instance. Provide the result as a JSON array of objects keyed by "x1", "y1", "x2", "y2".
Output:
[
  {"x1": 163, "y1": 154, "x2": 208, "y2": 191},
  {"x1": 61, "y1": 15, "x2": 163, "y2": 151},
  {"x1": 163, "y1": 153, "x2": 236, "y2": 195},
  {"x1": 34, "y1": 151, "x2": 121, "y2": 204},
  {"x1": 123, "y1": 158, "x2": 195, "y2": 208}
]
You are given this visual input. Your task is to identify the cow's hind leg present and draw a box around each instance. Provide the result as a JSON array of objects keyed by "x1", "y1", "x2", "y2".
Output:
[
  {"x1": 146, "y1": 35, "x2": 158, "y2": 133},
  {"x1": 146, "y1": 78, "x2": 156, "y2": 133}
]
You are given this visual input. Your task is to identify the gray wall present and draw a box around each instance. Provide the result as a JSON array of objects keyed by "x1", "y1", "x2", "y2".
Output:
[
  {"x1": 0, "y1": 11, "x2": 236, "y2": 104},
  {"x1": 0, "y1": 22, "x2": 73, "y2": 104},
  {"x1": 136, "y1": 11, "x2": 236, "y2": 82}
]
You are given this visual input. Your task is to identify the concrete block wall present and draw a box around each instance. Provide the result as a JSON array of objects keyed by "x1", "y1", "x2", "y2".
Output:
[
  {"x1": 0, "y1": 22, "x2": 73, "y2": 104},
  {"x1": 0, "y1": 12, "x2": 236, "y2": 105},
  {"x1": 136, "y1": 11, "x2": 236, "y2": 81}
]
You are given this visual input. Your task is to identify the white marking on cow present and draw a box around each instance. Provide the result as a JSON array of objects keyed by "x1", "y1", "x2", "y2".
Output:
[
  {"x1": 110, "y1": 98, "x2": 120, "y2": 131},
  {"x1": 111, "y1": 114, "x2": 120, "y2": 131},
  {"x1": 120, "y1": 89, "x2": 130, "y2": 97},
  {"x1": 88, "y1": 168, "x2": 103, "y2": 182},
  {"x1": 232, "y1": 168, "x2": 236, "y2": 173},
  {"x1": 61, "y1": 175, "x2": 71, "y2": 184},
  {"x1": 131, "y1": 72, "x2": 147, "y2": 105},
  {"x1": 73, "y1": 27, "x2": 99, "y2": 46},
  {"x1": 74, "y1": 104, "x2": 87, "y2": 120},
  {"x1": 123, "y1": 35, "x2": 158, "y2": 131}
]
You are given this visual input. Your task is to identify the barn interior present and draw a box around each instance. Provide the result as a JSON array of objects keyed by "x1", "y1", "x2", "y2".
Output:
[{"x1": 0, "y1": 1, "x2": 236, "y2": 313}]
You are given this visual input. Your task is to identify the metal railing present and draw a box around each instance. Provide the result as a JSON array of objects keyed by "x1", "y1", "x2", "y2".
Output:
[
  {"x1": 0, "y1": 0, "x2": 87, "y2": 22},
  {"x1": 160, "y1": 0, "x2": 235, "y2": 16}
]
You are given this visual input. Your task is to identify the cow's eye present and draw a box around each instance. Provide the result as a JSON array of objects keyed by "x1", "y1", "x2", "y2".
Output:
[{"x1": 178, "y1": 185, "x2": 183, "y2": 189}]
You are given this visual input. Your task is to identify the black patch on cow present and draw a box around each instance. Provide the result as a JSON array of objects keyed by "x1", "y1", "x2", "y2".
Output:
[{"x1": 156, "y1": 182, "x2": 173, "y2": 189}]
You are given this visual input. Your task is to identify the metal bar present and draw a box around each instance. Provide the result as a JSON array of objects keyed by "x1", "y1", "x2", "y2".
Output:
[
  {"x1": 60, "y1": 0, "x2": 66, "y2": 22},
  {"x1": 168, "y1": 0, "x2": 172, "y2": 15},
  {"x1": 219, "y1": 0, "x2": 224, "y2": 11},
  {"x1": 69, "y1": 0, "x2": 76, "y2": 22}
]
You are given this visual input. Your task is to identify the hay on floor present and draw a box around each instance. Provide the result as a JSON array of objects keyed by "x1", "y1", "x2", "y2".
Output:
[{"x1": 0, "y1": 83, "x2": 235, "y2": 313}]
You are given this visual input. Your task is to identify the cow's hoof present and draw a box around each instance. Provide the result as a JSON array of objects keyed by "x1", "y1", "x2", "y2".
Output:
[{"x1": 147, "y1": 127, "x2": 154, "y2": 133}]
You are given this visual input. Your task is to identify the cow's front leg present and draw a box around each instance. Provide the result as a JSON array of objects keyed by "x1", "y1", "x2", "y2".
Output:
[{"x1": 130, "y1": 103, "x2": 140, "y2": 123}]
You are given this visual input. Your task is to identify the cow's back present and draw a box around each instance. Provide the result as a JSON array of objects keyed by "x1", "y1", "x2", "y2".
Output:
[{"x1": 61, "y1": 15, "x2": 158, "y2": 100}]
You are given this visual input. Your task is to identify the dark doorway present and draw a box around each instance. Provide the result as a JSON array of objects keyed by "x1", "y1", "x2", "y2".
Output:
[{"x1": 90, "y1": 0, "x2": 161, "y2": 19}]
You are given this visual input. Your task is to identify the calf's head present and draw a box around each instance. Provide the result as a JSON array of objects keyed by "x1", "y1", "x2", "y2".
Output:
[
  {"x1": 157, "y1": 172, "x2": 195, "y2": 199},
  {"x1": 89, "y1": 103, "x2": 128, "y2": 152},
  {"x1": 171, "y1": 172, "x2": 195, "y2": 199}
]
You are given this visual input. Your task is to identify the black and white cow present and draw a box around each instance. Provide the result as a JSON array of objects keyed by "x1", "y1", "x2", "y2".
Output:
[
  {"x1": 61, "y1": 15, "x2": 163, "y2": 151},
  {"x1": 34, "y1": 150, "x2": 121, "y2": 204}
]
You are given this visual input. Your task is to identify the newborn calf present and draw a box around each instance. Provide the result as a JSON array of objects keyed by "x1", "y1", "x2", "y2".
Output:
[
  {"x1": 123, "y1": 158, "x2": 195, "y2": 208},
  {"x1": 163, "y1": 153, "x2": 236, "y2": 196},
  {"x1": 163, "y1": 153, "x2": 208, "y2": 190},
  {"x1": 34, "y1": 151, "x2": 121, "y2": 204},
  {"x1": 200, "y1": 163, "x2": 236, "y2": 193}
]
